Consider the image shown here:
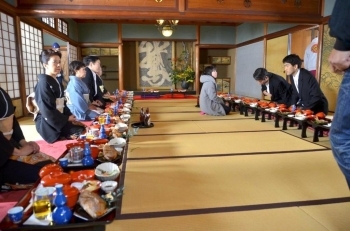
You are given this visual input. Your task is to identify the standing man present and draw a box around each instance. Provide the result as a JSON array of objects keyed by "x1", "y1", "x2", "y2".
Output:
[
  {"x1": 253, "y1": 68, "x2": 293, "y2": 105},
  {"x1": 282, "y1": 54, "x2": 328, "y2": 114},
  {"x1": 52, "y1": 42, "x2": 66, "y2": 88},
  {"x1": 328, "y1": 0, "x2": 350, "y2": 188}
]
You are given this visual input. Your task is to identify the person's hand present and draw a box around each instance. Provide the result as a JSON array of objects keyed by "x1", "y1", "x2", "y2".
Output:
[
  {"x1": 92, "y1": 100, "x2": 103, "y2": 107},
  {"x1": 68, "y1": 115, "x2": 77, "y2": 122},
  {"x1": 28, "y1": 141, "x2": 40, "y2": 153},
  {"x1": 263, "y1": 91, "x2": 272, "y2": 97},
  {"x1": 328, "y1": 49, "x2": 350, "y2": 73},
  {"x1": 13, "y1": 145, "x2": 34, "y2": 156},
  {"x1": 89, "y1": 104, "x2": 97, "y2": 110}
]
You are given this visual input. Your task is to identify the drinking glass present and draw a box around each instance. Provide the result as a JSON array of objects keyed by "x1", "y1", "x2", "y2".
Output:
[
  {"x1": 98, "y1": 116, "x2": 105, "y2": 125},
  {"x1": 32, "y1": 188, "x2": 52, "y2": 220}
]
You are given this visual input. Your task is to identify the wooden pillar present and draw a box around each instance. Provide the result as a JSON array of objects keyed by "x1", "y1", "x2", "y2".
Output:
[
  {"x1": 195, "y1": 25, "x2": 200, "y2": 95},
  {"x1": 15, "y1": 16, "x2": 27, "y2": 116},
  {"x1": 118, "y1": 23, "x2": 123, "y2": 90}
]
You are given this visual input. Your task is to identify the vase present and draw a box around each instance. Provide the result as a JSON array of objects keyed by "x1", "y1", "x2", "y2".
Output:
[
  {"x1": 82, "y1": 142, "x2": 94, "y2": 166},
  {"x1": 52, "y1": 184, "x2": 72, "y2": 225},
  {"x1": 181, "y1": 81, "x2": 190, "y2": 90}
]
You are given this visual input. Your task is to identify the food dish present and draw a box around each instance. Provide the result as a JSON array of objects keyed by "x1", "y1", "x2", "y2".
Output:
[
  {"x1": 101, "y1": 181, "x2": 118, "y2": 194},
  {"x1": 96, "y1": 155, "x2": 121, "y2": 164},
  {"x1": 73, "y1": 205, "x2": 115, "y2": 221},
  {"x1": 95, "y1": 162, "x2": 120, "y2": 181},
  {"x1": 108, "y1": 137, "x2": 126, "y2": 148}
]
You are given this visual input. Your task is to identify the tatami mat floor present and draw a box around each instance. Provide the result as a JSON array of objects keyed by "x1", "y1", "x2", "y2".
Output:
[
  {"x1": 16, "y1": 99, "x2": 350, "y2": 231},
  {"x1": 107, "y1": 99, "x2": 350, "y2": 231}
]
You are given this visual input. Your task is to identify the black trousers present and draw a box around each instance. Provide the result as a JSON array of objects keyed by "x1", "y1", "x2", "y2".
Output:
[{"x1": 0, "y1": 159, "x2": 52, "y2": 186}]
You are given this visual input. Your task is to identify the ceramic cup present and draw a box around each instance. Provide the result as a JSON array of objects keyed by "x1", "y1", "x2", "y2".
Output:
[
  {"x1": 7, "y1": 206, "x2": 24, "y2": 224},
  {"x1": 59, "y1": 158, "x2": 68, "y2": 167},
  {"x1": 90, "y1": 128, "x2": 99, "y2": 138}
]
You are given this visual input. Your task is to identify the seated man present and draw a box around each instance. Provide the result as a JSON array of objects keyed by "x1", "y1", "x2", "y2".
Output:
[
  {"x1": 82, "y1": 56, "x2": 106, "y2": 108},
  {"x1": 282, "y1": 54, "x2": 328, "y2": 114},
  {"x1": 0, "y1": 87, "x2": 54, "y2": 189},
  {"x1": 253, "y1": 68, "x2": 293, "y2": 106}
]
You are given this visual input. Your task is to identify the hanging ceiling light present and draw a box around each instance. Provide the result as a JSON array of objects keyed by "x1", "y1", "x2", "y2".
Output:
[{"x1": 156, "y1": 19, "x2": 179, "y2": 37}]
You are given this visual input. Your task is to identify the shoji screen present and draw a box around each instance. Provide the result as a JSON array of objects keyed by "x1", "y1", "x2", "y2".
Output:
[{"x1": 20, "y1": 21, "x2": 43, "y2": 95}]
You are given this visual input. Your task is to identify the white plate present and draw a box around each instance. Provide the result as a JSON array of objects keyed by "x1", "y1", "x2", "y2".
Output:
[
  {"x1": 74, "y1": 205, "x2": 115, "y2": 221},
  {"x1": 234, "y1": 100, "x2": 241, "y2": 103},
  {"x1": 294, "y1": 116, "x2": 306, "y2": 120},
  {"x1": 325, "y1": 115, "x2": 333, "y2": 120},
  {"x1": 287, "y1": 114, "x2": 294, "y2": 117},
  {"x1": 265, "y1": 109, "x2": 270, "y2": 111},
  {"x1": 250, "y1": 104, "x2": 257, "y2": 107},
  {"x1": 108, "y1": 137, "x2": 126, "y2": 148},
  {"x1": 269, "y1": 110, "x2": 277, "y2": 113}
]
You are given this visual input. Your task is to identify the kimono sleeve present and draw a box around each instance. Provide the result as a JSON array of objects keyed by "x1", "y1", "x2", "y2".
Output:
[{"x1": 35, "y1": 80, "x2": 69, "y2": 131}]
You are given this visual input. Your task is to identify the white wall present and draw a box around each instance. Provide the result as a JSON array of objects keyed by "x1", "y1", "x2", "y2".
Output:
[{"x1": 235, "y1": 41, "x2": 264, "y2": 98}]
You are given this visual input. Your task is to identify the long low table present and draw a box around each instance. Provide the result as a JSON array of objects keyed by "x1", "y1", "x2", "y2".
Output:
[
  {"x1": 0, "y1": 139, "x2": 128, "y2": 231},
  {"x1": 141, "y1": 90, "x2": 189, "y2": 98}
]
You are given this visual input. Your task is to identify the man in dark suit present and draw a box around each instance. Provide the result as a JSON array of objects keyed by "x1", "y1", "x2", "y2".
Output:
[
  {"x1": 253, "y1": 68, "x2": 293, "y2": 105},
  {"x1": 282, "y1": 54, "x2": 328, "y2": 114},
  {"x1": 82, "y1": 56, "x2": 105, "y2": 108}
]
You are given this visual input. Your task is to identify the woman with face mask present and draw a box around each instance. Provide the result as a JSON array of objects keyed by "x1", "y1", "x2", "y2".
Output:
[{"x1": 34, "y1": 49, "x2": 86, "y2": 143}]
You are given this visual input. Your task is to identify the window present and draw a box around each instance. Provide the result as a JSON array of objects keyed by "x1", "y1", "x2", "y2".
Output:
[
  {"x1": 42, "y1": 18, "x2": 68, "y2": 35},
  {"x1": 20, "y1": 22, "x2": 43, "y2": 95},
  {"x1": 68, "y1": 43, "x2": 77, "y2": 63},
  {"x1": 57, "y1": 19, "x2": 68, "y2": 35},
  {"x1": 42, "y1": 17, "x2": 55, "y2": 28},
  {"x1": 0, "y1": 12, "x2": 20, "y2": 98}
]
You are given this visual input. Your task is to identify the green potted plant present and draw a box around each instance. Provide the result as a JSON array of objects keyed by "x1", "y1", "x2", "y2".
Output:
[{"x1": 169, "y1": 52, "x2": 195, "y2": 89}]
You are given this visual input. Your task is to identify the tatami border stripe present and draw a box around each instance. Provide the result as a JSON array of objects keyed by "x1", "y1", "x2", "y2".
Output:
[
  {"x1": 126, "y1": 148, "x2": 327, "y2": 161},
  {"x1": 115, "y1": 197, "x2": 350, "y2": 220}
]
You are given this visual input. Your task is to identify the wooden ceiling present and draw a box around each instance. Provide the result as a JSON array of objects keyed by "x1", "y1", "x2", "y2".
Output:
[{"x1": 14, "y1": 0, "x2": 323, "y2": 26}]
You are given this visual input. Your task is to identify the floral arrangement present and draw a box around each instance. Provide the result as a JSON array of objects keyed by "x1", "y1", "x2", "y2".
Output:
[{"x1": 169, "y1": 51, "x2": 195, "y2": 85}]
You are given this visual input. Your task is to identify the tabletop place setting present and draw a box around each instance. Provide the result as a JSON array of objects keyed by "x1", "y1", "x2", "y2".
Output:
[{"x1": 1, "y1": 90, "x2": 134, "y2": 230}]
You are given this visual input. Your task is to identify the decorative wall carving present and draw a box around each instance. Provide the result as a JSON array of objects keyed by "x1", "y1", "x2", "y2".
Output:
[{"x1": 320, "y1": 24, "x2": 342, "y2": 111}]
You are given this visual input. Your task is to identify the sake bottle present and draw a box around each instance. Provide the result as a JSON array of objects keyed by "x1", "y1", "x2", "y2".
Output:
[
  {"x1": 144, "y1": 107, "x2": 151, "y2": 127},
  {"x1": 82, "y1": 142, "x2": 94, "y2": 166},
  {"x1": 140, "y1": 107, "x2": 145, "y2": 125}
]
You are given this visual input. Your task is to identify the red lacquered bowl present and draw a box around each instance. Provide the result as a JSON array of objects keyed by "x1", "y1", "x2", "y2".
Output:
[
  {"x1": 70, "y1": 169, "x2": 95, "y2": 182},
  {"x1": 63, "y1": 185, "x2": 80, "y2": 209},
  {"x1": 93, "y1": 138, "x2": 109, "y2": 145},
  {"x1": 41, "y1": 172, "x2": 72, "y2": 187},
  {"x1": 39, "y1": 163, "x2": 63, "y2": 178}
]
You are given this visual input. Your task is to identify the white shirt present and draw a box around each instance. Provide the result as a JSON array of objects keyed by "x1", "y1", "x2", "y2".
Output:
[
  {"x1": 292, "y1": 69, "x2": 301, "y2": 93},
  {"x1": 91, "y1": 69, "x2": 98, "y2": 96},
  {"x1": 304, "y1": 37, "x2": 318, "y2": 71},
  {"x1": 265, "y1": 83, "x2": 270, "y2": 94}
]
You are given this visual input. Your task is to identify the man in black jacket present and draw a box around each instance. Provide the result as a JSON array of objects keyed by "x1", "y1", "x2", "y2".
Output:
[
  {"x1": 253, "y1": 68, "x2": 293, "y2": 105},
  {"x1": 282, "y1": 54, "x2": 328, "y2": 114},
  {"x1": 328, "y1": 0, "x2": 350, "y2": 188},
  {"x1": 82, "y1": 56, "x2": 105, "y2": 108}
]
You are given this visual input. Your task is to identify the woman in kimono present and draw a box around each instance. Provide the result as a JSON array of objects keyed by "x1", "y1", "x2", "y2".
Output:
[
  {"x1": 0, "y1": 87, "x2": 54, "y2": 188},
  {"x1": 66, "y1": 61, "x2": 102, "y2": 121},
  {"x1": 199, "y1": 65, "x2": 231, "y2": 116},
  {"x1": 34, "y1": 49, "x2": 85, "y2": 143}
]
